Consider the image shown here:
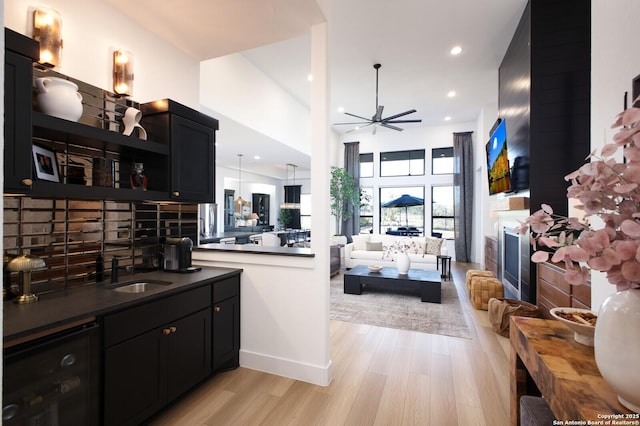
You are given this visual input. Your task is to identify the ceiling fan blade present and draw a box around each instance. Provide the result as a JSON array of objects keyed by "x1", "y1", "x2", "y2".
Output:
[
  {"x1": 334, "y1": 121, "x2": 374, "y2": 125},
  {"x1": 381, "y1": 123, "x2": 404, "y2": 132},
  {"x1": 373, "y1": 105, "x2": 384, "y2": 122},
  {"x1": 382, "y1": 109, "x2": 417, "y2": 121},
  {"x1": 346, "y1": 122, "x2": 374, "y2": 133},
  {"x1": 372, "y1": 125, "x2": 377, "y2": 135},
  {"x1": 385, "y1": 119, "x2": 423, "y2": 124},
  {"x1": 344, "y1": 112, "x2": 373, "y2": 122}
]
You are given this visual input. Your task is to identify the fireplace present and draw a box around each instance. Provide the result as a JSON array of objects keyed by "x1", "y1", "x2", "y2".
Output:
[{"x1": 502, "y1": 227, "x2": 521, "y2": 299}]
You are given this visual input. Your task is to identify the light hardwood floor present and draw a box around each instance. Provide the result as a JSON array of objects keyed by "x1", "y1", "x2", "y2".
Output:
[{"x1": 149, "y1": 262, "x2": 512, "y2": 426}]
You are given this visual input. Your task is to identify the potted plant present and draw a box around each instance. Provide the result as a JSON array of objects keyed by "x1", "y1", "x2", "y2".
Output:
[
  {"x1": 278, "y1": 208, "x2": 292, "y2": 229},
  {"x1": 330, "y1": 166, "x2": 360, "y2": 239}
]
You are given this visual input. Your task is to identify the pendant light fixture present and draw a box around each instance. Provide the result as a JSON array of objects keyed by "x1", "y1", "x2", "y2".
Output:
[
  {"x1": 235, "y1": 154, "x2": 246, "y2": 206},
  {"x1": 280, "y1": 163, "x2": 301, "y2": 209}
]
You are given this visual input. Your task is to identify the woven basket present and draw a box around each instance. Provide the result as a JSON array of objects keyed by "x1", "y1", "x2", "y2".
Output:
[
  {"x1": 488, "y1": 298, "x2": 540, "y2": 337},
  {"x1": 470, "y1": 277, "x2": 504, "y2": 310},
  {"x1": 465, "y1": 270, "x2": 495, "y2": 294}
]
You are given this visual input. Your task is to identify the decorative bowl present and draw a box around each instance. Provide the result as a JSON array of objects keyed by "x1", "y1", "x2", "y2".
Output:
[
  {"x1": 368, "y1": 265, "x2": 383, "y2": 273},
  {"x1": 550, "y1": 307, "x2": 597, "y2": 346}
]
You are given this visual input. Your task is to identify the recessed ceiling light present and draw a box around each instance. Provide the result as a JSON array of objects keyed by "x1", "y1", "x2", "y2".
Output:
[
  {"x1": 337, "y1": 106, "x2": 344, "y2": 113},
  {"x1": 254, "y1": 155, "x2": 260, "y2": 160},
  {"x1": 450, "y1": 46, "x2": 462, "y2": 55},
  {"x1": 447, "y1": 90, "x2": 456, "y2": 98},
  {"x1": 444, "y1": 116, "x2": 452, "y2": 121},
  {"x1": 307, "y1": 74, "x2": 313, "y2": 82}
]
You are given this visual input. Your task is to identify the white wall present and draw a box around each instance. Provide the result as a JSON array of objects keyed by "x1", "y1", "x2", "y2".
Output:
[
  {"x1": 5, "y1": 0, "x2": 200, "y2": 108},
  {"x1": 200, "y1": 54, "x2": 311, "y2": 156},
  {"x1": 194, "y1": 22, "x2": 333, "y2": 387},
  {"x1": 590, "y1": 0, "x2": 640, "y2": 310}
]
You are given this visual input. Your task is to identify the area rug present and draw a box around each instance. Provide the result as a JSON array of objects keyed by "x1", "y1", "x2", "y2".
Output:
[{"x1": 330, "y1": 272, "x2": 471, "y2": 339}]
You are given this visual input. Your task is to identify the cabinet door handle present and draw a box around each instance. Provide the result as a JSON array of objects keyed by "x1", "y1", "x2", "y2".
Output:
[
  {"x1": 214, "y1": 306, "x2": 221, "y2": 313},
  {"x1": 170, "y1": 326, "x2": 177, "y2": 333},
  {"x1": 173, "y1": 191, "x2": 180, "y2": 197},
  {"x1": 163, "y1": 328, "x2": 171, "y2": 335},
  {"x1": 21, "y1": 178, "x2": 33, "y2": 186}
]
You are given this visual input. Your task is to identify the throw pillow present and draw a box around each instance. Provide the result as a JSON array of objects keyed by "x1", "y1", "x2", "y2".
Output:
[
  {"x1": 365, "y1": 241, "x2": 383, "y2": 251},
  {"x1": 424, "y1": 237, "x2": 443, "y2": 255},
  {"x1": 351, "y1": 234, "x2": 369, "y2": 251}
]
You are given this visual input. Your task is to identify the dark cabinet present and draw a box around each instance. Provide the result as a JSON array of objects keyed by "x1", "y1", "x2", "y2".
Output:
[
  {"x1": 2, "y1": 42, "x2": 218, "y2": 202},
  {"x1": 212, "y1": 276, "x2": 240, "y2": 372},
  {"x1": 252, "y1": 193, "x2": 270, "y2": 226},
  {"x1": 102, "y1": 286, "x2": 212, "y2": 426},
  {"x1": 284, "y1": 185, "x2": 301, "y2": 229},
  {"x1": 4, "y1": 28, "x2": 38, "y2": 193},
  {"x1": 141, "y1": 99, "x2": 218, "y2": 203}
]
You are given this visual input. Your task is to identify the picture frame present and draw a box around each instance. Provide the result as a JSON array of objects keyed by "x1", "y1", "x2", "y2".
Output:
[{"x1": 32, "y1": 144, "x2": 60, "y2": 182}]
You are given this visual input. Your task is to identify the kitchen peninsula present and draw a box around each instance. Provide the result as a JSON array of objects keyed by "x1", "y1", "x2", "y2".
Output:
[{"x1": 197, "y1": 242, "x2": 314, "y2": 257}]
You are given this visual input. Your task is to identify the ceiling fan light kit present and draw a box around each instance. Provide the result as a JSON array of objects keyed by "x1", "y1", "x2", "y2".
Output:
[{"x1": 335, "y1": 63, "x2": 422, "y2": 134}]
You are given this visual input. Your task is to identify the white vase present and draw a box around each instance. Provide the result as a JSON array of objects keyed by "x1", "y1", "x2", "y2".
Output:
[
  {"x1": 396, "y1": 252, "x2": 410, "y2": 275},
  {"x1": 35, "y1": 77, "x2": 83, "y2": 122},
  {"x1": 594, "y1": 288, "x2": 640, "y2": 413}
]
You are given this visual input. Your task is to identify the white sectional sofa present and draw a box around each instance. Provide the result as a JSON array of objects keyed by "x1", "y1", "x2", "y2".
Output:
[{"x1": 344, "y1": 234, "x2": 447, "y2": 270}]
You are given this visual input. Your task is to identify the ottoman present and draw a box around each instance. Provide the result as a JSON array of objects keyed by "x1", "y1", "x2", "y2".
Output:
[
  {"x1": 470, "y1": 276, "x2": 504, "y2": 310},
  {"x1": 465, "y1": 269, "x2": 495, "y2": 294}
]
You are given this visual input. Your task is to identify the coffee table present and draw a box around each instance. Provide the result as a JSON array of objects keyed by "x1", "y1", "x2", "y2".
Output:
[{"x1": 343, "y1": 265, "x2": 441, "y2": 303}]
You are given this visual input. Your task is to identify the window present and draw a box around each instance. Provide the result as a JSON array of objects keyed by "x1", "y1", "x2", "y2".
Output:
[
  {"x1": 359, "y1": 187, "x2": 373, "y2": 233},
  {"x1": 380, "y1": 150, "x2": 425, "y2": 177},
  {"x1": 432, "y1": 147, "x2": 454, "y2": 174},
  {"x1": 379, "y1": 186, "x2": 424, "y2": 234},
  {"x1": 432, "y1": 185, "x2": 454, "y2": 239},
  {"x1": 360, "y1": 153, "x2": 374, "y2": 178},
  {"x1": 300, "y1": 194, "x2": 311, "y2": 229}
]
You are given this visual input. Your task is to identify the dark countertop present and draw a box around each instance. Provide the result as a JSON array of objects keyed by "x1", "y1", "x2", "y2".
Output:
[
  {"x1": 200, "y1": 231, "x2": 260, "y2": 244},
  {"x1": 196, "y1": 243, "x2": 314, "y2": 257},
  {"x1": 3, "y1": 266, "x2": 242, "y2": 344}
]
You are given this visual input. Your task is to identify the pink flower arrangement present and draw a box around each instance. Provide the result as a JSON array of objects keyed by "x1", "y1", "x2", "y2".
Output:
[{"x1": 518, "y1": 99, "x2": 640, "y2": 291}]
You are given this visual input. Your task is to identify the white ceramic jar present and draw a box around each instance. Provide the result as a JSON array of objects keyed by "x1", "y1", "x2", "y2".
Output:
[{"x1": 35, "y1": 77, "x2": 83, "y2": 122}]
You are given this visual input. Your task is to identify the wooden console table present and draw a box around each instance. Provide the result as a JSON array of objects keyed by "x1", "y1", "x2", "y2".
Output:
[{"x1": 510, "y1": 316, "x2": 634, "y2": 425}]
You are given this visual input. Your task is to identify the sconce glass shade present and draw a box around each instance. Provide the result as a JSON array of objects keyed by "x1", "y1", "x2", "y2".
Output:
[
  {"x1": 33, "y1": 6, "x2": 63, "y2": 67},
  {"x1": 113, "y1": 49, "x2": 134, "y2": 96}
]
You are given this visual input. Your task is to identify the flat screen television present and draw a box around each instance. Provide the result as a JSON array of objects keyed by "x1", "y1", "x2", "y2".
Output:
[{"x1": 486, "y1": 119, "x2": 512, "y2": 195}]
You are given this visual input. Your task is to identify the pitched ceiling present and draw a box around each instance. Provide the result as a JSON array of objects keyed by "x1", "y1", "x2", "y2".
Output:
[{"x1": 105, "y1": 0, "x2": 528, "y2": 179}]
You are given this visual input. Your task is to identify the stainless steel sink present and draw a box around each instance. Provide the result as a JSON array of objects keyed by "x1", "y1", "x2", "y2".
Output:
[{"x1": 109, "y1": 280, "x2": 173, "y2": 293}]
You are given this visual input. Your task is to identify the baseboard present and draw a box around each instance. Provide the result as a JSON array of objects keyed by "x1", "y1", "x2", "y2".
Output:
[{"x1": 240, "y1": 349, "x2": 333, "y2": 387}]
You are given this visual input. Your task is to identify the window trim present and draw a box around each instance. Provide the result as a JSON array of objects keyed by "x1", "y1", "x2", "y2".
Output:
[
  {"x1": 431, "y1": 184, "x2": 455, "y2": 238},
  {"x1": 359, "y1": 153, "x2": 374, "y2": 178},
  {"x1": 432, "y1": 146, "x2": 454, "y2": 175},
  {"x1": 379, "y1": 149, "x2": 425, "y2": 177}
]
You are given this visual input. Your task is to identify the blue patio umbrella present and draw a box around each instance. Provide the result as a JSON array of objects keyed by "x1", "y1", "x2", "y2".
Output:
[{"x1": 382, "y1": 194, "x2": 424, "y2": 227}]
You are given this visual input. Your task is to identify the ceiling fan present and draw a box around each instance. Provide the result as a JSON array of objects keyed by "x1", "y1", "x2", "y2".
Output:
[{"x1": 335, "y1": 63, "x2": 422, "y2": 134}]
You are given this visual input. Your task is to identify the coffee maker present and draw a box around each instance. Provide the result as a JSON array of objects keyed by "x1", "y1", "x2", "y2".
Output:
[{"x1": 163, "y1": 237, "x2": 200, "y2": 273}]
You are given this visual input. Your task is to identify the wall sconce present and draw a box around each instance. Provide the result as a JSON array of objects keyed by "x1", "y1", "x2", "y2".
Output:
[
  {"x1": 113, "y1": 49, "x2": 134, "y2": 96},
  {"x1": 32, "y1": 6, "x2": 63, "y2": 68}
]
